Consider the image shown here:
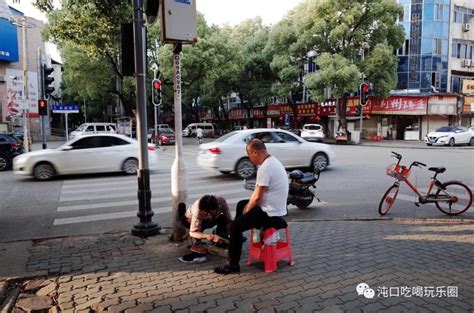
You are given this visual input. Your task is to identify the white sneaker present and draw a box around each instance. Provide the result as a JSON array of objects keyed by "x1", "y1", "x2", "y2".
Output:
[{"x1": 179, "y1": 255, "x2": 208, "y2": 264}]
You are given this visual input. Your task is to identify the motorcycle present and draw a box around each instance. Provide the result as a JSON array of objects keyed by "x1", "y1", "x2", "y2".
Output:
[{"x1": 244, "y1": 168, "x2": 321, "y2": 209}]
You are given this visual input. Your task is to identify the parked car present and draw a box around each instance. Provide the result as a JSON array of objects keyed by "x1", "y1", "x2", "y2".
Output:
[
  {"x1": 69, "y1": 123, "x2": 117, "y2": 140},
  {"x1": 0, "y1": 133, "x2": 24, "y2": 171},
  {"x1": 300, "y1": 124, "x2": 325, "y2": 142},
  {"x1": 13, "y1": 134, "x2": 158, "y2": 180},
  {"x1": 197, "y1": 128, "x2": 336, "y2": 179},
  {"x1": 425, "y1": 126, "x2": 474, "y2": 146},
  {"x1": 183, "y1": 123, "x2": 214, "y2": 137},
  {"x1": 156, "y1": 128, "x2": 176, "y2": 145}
]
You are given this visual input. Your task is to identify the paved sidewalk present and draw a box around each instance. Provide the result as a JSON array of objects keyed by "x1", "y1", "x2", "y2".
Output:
[{"x1": 1, "y1": 219, "x2": 473, "y2": 312}]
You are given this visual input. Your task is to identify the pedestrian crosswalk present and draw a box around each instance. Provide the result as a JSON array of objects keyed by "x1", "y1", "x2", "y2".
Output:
[{"x1": 53, "y1": 147, "x2": 251, "y2": 227}]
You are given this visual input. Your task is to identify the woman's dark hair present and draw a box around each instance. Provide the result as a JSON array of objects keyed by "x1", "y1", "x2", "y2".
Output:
[{"x1": 199, "y1": 195, "x2": 218, "y2": 213}]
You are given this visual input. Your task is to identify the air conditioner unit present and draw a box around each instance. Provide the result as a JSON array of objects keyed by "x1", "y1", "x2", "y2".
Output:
[
  {"x1": 463, "y1": 23, "x2": 471, "y2": 32},
  {"x1": 462, "y1": 59, "x2": 472, "y2": 67}
]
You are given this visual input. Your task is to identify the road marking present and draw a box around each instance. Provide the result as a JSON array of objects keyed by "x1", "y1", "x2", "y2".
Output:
[
  {"x1": 59, "y1": 180, "x2": 244, "y2": 202},
  {"x1": 57, "y1": 188, "x2": 250, "y2": 212},
  {"x1": 61, "y1": 171, "x2": 224, "y2": 190},
  {"x1": 54, "y1": 197, "x2": 246, "y2": 225}
]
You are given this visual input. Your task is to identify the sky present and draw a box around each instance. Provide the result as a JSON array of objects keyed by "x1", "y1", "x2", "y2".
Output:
[{"x1": 6, "y1": 0, "x2": 304, "y2": 61}]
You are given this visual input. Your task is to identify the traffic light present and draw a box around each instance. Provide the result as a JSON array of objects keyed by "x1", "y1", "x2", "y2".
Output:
[
  {"x1": 42, "y1": 64, "x2": 55, "y2": 97},
  {"x1": 38, "y1": 99, "x2": 48, "y2": 116},
  {"x1": 359, "y1": 82, "x2": 370, "y2": 106},
  {"x1": 152, "y1": 79, "x2": 162, "y2": 106}
]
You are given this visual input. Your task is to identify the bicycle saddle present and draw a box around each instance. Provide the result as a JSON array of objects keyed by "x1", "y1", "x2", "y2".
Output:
[{"x1": 428, "y1": 167, "x2": 446, "y2": 173}]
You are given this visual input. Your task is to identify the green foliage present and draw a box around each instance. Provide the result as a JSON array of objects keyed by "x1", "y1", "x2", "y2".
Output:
[
  {"x1": 306, "y1": 53, "x2": 359, "y2": 101},
  {"x1": 363, "y1": 43, "x2": 398, "y2": 98}
]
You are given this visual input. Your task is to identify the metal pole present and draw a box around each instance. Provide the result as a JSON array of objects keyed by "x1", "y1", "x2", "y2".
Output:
[
  {"x1": 83, "y1": 97, "x2": 87, "y2": 122},
  {"x1": 154, "y1": 104, "x2": 158, "y2": 144},
  {"x1": 38, "y1": 49, "x2": 47, "y2": 149},
  {"x1": 131, "y1": 0, "x2": 160, "y2": 237},
  {"x1": 171, "y1": 43, "x2": 188, "y2": 240},
  {"x1": 359, "y1": 102, "x2": 363, "y2": 140},
  {"x1": 65, "y1": 112, "x2": 69, "y2": 141},
  {"x1": 21, "y1": 17, "x2": 29, "y2": 152}
]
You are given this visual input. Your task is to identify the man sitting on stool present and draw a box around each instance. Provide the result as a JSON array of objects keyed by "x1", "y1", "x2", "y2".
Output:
[
  {"x1": 178, "y1": 195, "x2": 232, "y2": 263},
  {"x1": 214, "y1": 139, "x2": 289, "y2": 274}
]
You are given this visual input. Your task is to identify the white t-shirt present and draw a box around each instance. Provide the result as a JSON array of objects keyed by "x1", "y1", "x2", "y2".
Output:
[
  {"x1": 196, "y1": 128, "x2": 203, "y2": 137},
  {"x1": 256, "y1": 156, "x2": 289, "y2": 216}
]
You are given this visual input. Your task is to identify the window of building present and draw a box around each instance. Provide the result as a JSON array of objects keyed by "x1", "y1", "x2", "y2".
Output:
[
  {"x1": 435, "y1": 4, "x2": 444, "y2": 21},
  {"x1": 433, "y1": 39, "x2": 442, "y2": 55}
]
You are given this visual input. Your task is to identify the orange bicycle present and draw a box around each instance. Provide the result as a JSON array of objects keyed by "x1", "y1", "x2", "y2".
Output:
[{"x1": 379, "y1": 151, "x2": 473, "y2": 216}]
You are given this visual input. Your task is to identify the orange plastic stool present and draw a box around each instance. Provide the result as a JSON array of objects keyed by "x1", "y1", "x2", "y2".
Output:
[{"x1": 247, "y1": 227, "x2": 294, "y2": 272}]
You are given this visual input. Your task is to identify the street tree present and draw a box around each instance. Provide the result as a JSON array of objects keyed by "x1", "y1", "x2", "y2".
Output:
[
  {"x1": 231, "y1": 18, "x2": 276, "y2": 128},
  {"x1": 271, "y1": 0, "x2": 404, "y2": 131}
]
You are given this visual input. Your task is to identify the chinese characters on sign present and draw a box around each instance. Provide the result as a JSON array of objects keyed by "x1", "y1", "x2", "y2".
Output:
[
  {"x1": 371, "y1": 96, "x2": 427, "y2": 115},
  {"x1": 377, "y1": 286, "x2": 458, "y2": 298}
]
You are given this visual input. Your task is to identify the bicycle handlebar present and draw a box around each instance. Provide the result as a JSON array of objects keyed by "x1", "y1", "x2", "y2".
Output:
[
  {"x1": 410, "y1": 161, "x2": 427, "y2": 169},
  {"x1": 391, "y1": 151, "x2": 402, "y2": 160}
]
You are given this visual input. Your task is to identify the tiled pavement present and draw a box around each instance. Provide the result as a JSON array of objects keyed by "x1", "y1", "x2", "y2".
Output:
[{"x1": 2, "y1": 219, "x2": 474, "y2": 312}]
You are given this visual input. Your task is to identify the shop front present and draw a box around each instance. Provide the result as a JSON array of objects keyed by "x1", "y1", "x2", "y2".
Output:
[
  {"x1": 422, "y1": 95, "x2": 458, "y2": 137},
  {"x1": 461, "y1": 96, "x2": 474, "y2": 126},
  {"x1": 461, "y1": 80, "x2": 474, "y2": 126},
  {"x1": 345, "y1": 96, "x2": 376, "y2": 139},
  {"x1": 371, "y1": 96, "x2": 428, "y2": 140},
  {"x1": 317, "y1": 100, "x2": 337, "y2": 138}
]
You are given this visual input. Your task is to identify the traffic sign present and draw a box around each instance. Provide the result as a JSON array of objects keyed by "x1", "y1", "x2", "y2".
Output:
[{"x1": 52, "y1": 105, "x2": 80, "y2": 113}]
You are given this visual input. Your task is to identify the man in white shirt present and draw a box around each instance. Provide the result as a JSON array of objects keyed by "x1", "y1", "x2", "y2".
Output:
[
  {"x1": 214, "y1": 139, "x2": 289, "y2": 274},
  {"x1": 196, "y1": 127, "x2": 204, "y2": 143}
]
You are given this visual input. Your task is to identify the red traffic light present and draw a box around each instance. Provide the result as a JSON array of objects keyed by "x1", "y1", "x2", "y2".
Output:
[
  {"x1": 38, "y1": 99, "x2": 48, "y2": 116},
  {"x1": 361, "y1": 84, "x2": 369, "y2": 92},
  {"x1": 153, "y1": 80, "x2": 161, "y2": 90}
]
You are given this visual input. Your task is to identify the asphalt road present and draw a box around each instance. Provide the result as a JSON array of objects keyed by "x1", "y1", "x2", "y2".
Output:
[{"x1": 0, "y1": 138, "x2": 472, "y2": 242}]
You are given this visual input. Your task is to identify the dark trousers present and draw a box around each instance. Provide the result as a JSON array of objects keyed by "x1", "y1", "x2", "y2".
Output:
[
  {"x1": 229, "y1": 200, "x2": 274, "y2": 266},
  {"x1": 181, "y1": 214, "x2": 229, "y2": 239}
]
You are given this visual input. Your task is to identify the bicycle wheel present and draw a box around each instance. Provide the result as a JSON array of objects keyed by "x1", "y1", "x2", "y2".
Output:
[
  {"x1": 435, "y1": 182, "x2": 473, "y2": 215},
  {"x1": 378, "y1": 184, "x2": 399, "y2": 216}
]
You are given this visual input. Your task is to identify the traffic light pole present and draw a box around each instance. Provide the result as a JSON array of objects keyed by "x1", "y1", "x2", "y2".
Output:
[
  {"x1": 38, "y1": 49, "x2": 47, "y2": 149},
  {"x1": 131, "y1": 0, "x2": 160, "y2": 237}
]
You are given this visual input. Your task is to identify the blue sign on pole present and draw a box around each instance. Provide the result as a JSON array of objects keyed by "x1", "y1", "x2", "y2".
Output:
[
  {"x1": 52, "y1": 104, "x2": 80, "y2": 113},
  {"x1": 0, "y1": 18, "x2": 20, "y2": 62},
  {"x1": 285, "y1": 113, "x2": 290, "y2": 126},
  {"x1": 175, "y1": 0, "x2": 192, "y2": 4}
]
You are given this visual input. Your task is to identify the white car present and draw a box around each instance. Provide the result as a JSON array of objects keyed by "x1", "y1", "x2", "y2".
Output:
[
  {"x1": 425, "y1": 126, "x2": 474, "y2": 146},
  {"x1": 197, "y1": 128, "x2": 336, "y2": 179},
  {"x1": 13, "y1": 134, "x2": 158, "y2": 180},
  {"x1": 300, "y1": 124, "x2": 325, "y2": 142}
]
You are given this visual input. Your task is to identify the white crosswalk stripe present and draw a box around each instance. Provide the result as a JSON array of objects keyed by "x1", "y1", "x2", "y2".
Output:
[{"x1": 52, "y1": 151, "x2": 254, "y2": 226}]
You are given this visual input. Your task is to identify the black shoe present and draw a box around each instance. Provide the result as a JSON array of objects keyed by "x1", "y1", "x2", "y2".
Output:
[{"x1": 214, "y1": 263, "x2": 240, "y2": 275}]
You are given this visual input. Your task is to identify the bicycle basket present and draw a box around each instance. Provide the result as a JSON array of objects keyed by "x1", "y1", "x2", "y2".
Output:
[{"x1": 386, "y1": 164, "x2": 410, "y2": 180}]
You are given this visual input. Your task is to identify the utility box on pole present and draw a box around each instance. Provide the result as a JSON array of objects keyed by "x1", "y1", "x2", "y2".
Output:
[{"x1": 160, "y1": 0, "x2": 197, "y2": 44}]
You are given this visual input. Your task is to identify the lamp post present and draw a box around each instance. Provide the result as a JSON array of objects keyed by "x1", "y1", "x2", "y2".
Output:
[
  {"x1": 130, "y1": 0, "x2": 161, "y2": 237},
  {"x1": 11, "y1": 16, "x2": 34, "y2": 152}
]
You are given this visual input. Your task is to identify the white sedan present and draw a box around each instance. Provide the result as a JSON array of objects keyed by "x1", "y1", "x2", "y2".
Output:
[
  {"x1": 197, "y1": 128, "x2": 336, "y2": 179},
  {"x1": 300, "y1": 124, "x2": 325, "y2": 142},
  {"x1": 425, "y1": 126, "x2": 474, "y2": 146},
  {"x1": 13, "y1": 134, "x2": 158, "y2": 180}
]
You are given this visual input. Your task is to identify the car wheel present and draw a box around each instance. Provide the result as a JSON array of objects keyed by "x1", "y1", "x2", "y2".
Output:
[
  {"x1": 426, "y1": 143, "x2": 432, "y2": 146},
  {"x1": 122, "y1": 158, "x2": 138, "y2": 175},
  {"x1": 220, "y1": 171, "x2": 231, "y2": 175},
  {"x1": 235, "y1": 158, "x2": 256, "y2": 179},
  {"x1": 448, "y1": 138, "x2": 455, "y2": 147},
  {"x1": 470, "y1": 137, "x2": 474, "y2": 146},
  {"x1": 312, "y1": 153, "x2": 328, "y2": 172},
  {"x1": 33, "y1": 162, "x2": 55, "y2": 180},
  {"x1": 0, "y1": 155, "x2": 10, "y2": 171}
]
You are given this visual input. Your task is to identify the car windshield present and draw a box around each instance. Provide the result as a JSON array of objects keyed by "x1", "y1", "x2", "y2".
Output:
[
  {"x1": 304, "y1": 125, "x2": 320, "y2": 130},
  {"x1": 76, "y1": 124, "x2": 87, "y2": 132},
  {"x1": 161, "y1": 130, "x2": 174, "y2": 135},
  {"x1": 435, "y1": 126, "x2": 455, "y2": 132},
  {"x1": 214, "y1": 132, "x2": 239, "y2": 142}
]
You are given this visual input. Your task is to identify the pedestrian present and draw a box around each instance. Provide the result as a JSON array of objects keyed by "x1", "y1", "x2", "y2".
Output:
[
  {"x1": 214, "y1": 139, "x2": 289, "y2": 274},
  {"x1": 178, "y1": 195, "x2": 232, "y2": 264},
  {"x1": 196, "y1": 127, "x2": 203, "y2": 144}
]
